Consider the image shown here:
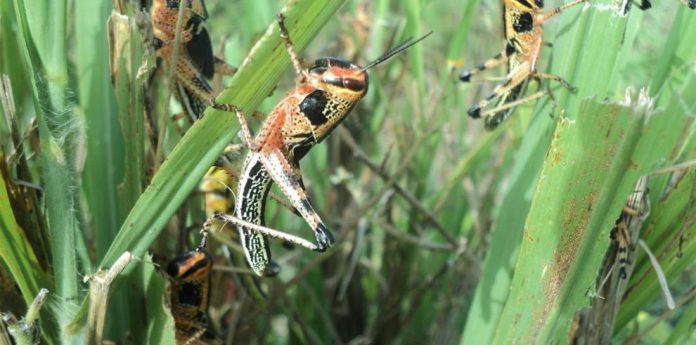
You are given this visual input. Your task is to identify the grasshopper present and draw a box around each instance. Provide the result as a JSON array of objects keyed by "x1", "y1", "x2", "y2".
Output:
[
  {"x1": 207, "y1": 14, "x2": 431, "y2": 276},
  {"x1": 610, "y1": 177, "x2": 650, "y2": 280},
  {"x1": 151, "y1": 0, "x2": 236, "y2": 122},
  {"x1": 459, "y1": 0, "x2": 587, "y2": 130},
  {"x1": 166, "y1": 247, "x2": 222, "y2": 345}
]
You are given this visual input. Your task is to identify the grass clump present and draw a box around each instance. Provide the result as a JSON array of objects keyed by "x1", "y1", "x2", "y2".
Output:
[{"x1": 0, "y1": 1, "x2": 694, "y2": 343}]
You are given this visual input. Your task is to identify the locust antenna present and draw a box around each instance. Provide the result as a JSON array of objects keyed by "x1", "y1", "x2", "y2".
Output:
[{"x1": 360, "y1": 31, "x2": 433, "y2": 72}]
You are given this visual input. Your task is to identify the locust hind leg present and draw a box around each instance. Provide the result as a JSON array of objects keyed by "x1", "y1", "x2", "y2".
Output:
[
  {"x1": 476, "y1": 69, "x2": 577, "y2": 130},
  {"x1": 459, "y1": 44, "x2": 513, "y2": 82},
  {"x1": 610, "y1": 217, "x2": 632, "y2": 279},
  {"x1": 259, "y1": 148, "x2": 334, "y2": 251},
  {"x1": 467, "y1": 61, "x2": 531, "y2": 119},
  {"x1": 482, "y1": 89, "x2": 547, "y2": 130}
]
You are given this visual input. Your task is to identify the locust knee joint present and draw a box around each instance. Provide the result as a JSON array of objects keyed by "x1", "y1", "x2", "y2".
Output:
[
  {"x1": 468, "y1": 105, "x2": 482, "y2": 119},
  {"x1": 313, "y1": 223, "x2": 334, "y2": 252}
]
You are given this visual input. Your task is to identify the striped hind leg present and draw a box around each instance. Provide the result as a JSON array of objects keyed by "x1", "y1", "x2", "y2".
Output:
[
  {"x1": 611, "y1": 218, "x2": 632, "y2": 279},
  {"x1": 259, "y1": 148, "x2": 334, "y2": 251},
  {"x1": 459, "y1": 44, "x2": 513, "y2": 82},
  {"x1": 481, "y1": 90, "x2": 547, "y2": 129},
  {"x1": 478, "y1": 71, "x2": 577, "y2": 127},
  {"x1": 467, "y1": 62, "x2": 531, "y2": 118}
]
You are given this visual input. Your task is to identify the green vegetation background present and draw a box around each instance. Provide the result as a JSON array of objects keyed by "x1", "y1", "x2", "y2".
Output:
[{"x1": 0, "y1": 0, "x2": 694, "y2": 344}]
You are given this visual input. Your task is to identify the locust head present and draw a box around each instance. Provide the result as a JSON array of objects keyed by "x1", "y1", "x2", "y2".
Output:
[
  {"x1": 304, "y1": 32, "x2": 432, "y2": 107},
  {"x1": 308, "y1": 57, "x2": 368, "y2": 102},
  {"x1": 295, "y1": 32, "x2": 432, "y2": 145}
]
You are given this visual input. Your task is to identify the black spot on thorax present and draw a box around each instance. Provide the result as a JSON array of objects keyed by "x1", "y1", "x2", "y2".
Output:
[
  {"x1": 513, "y1": 12, "x2": 534, "y2": 33},
  {"x1": 299, "y1": 89, "x2": 329, "y2": 126}
]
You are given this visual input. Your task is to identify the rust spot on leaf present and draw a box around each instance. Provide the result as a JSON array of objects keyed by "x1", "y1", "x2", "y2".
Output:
[
  {"x1": 545, "y1": 190, "x2": 599, "y2": 314},
  {"x1": 523, "y1": 227, "x2": 534, "y2": 243},
  {"x1": 553, "y1": 150, "x2": 562, "y2": 166}
]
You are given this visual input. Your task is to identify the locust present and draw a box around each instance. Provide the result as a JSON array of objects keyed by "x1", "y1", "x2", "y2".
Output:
[
  {"x1": 610, "y1": 177, "x2": 650, "y2": 280},
  {"x1": 199, "y1": 156, "x2": 238, "y2": 218},
  {"x1": 152, "y1": 1, "x2": 245, "y2": 225},
  {"x1": 206, "y1": 14, "x2": 431, "y2": 276},
  {"x1": 166, "y1": 247, "x2": 222, "y2": 345},
  {"x1": 459, "y1": 0, "x2": 587, "y2": 130},
  {"x1": 151, "y1": 0, "x2": 236, "y2": 122}
]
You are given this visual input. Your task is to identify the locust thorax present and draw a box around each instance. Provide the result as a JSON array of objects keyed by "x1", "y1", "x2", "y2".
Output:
[
  {"x1": 308, "y1": 57, "x2": 369, "y2": 102},
  {"x1": 509, "y1": 0, "x2": 544, "y2": 11},
  {"x1": 166, "y1": 250, "x2": 212, "y2": 281}
]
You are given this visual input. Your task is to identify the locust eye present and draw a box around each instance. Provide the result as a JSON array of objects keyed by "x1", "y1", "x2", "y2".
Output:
[
  {"x1": 343, "y1": 78, "x2": 365, "y2": 92},
  {"x1": 535, "y1": 0, "x2": 544, "y2": 7},
  {"x1": 310, "y1": 66, "x2": 328, "y2": 75}
]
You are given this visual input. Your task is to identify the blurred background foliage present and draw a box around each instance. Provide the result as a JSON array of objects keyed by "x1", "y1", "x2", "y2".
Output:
[{"x1": 0, "y1": 0, "x2": 694, "y2": 344}]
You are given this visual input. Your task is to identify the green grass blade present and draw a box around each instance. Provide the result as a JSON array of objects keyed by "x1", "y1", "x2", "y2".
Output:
[
  {"x1": 140, "y1": 258, "x2": 176, "y2": 344},
  {"x1": 458, "y1": 113, "x2": 555, "y2": 345},
  {"x1": 0, "y1": 1, "x2": 30, "y2": 116},
  {"x1": 649, "y1": 7, "x2": 696, "y2": 93},
  {"x1": 492, "y1": 93, "x2": 691, "y2": 343},
  {"x1": 97, "y1": 3, "x2": 151, "y2": 339},
  {"x1": 404, "y1": 0, "x2": 426, "y2": 99},
  {"x1": 664, "y1": 280, "x2": 696, "y2": 345},
  {"x1": 0, "y1": 154, "x2": 51, "y2": 309},
  {"x1": 75, "y1": 0, "x2": 124, "y2": 262},
  {"x1": 490, "y1": 100, "x2": 633, "y2": 343},
  {"x1": 108, "y1": 5, "x2": 147, "y2": 224},
  {"x1": 613, "y1": 18, "x2": 696, "y2": 332},
  {"x1": 12, "y1": 0, "x2": 81, "y2": 340}
]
